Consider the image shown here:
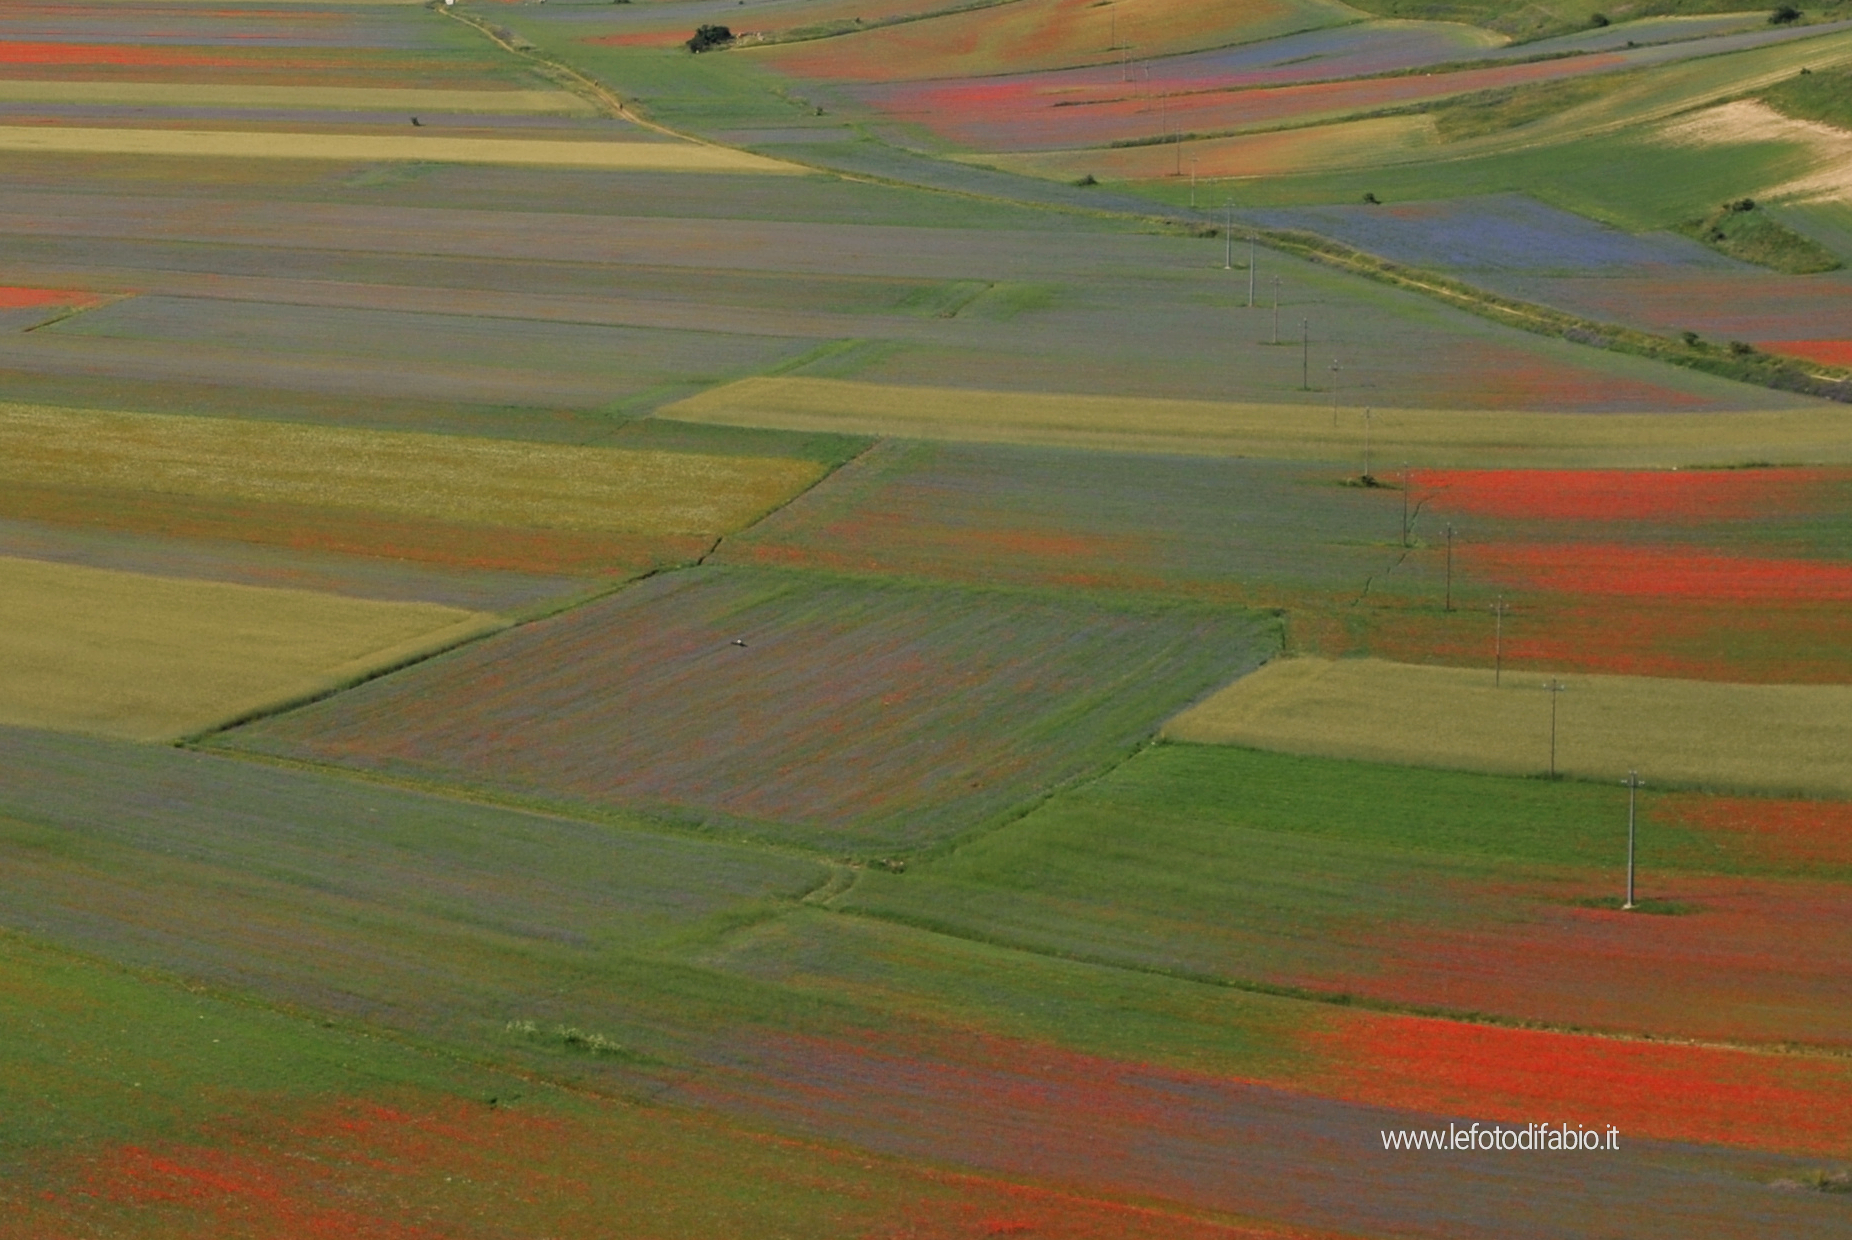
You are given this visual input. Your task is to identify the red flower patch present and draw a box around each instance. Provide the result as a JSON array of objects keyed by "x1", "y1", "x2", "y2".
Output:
[
  {"x1": 1310, "y1": 871, "x2": 1852, "y2": 1048},
  {"x1": 0, "y1": 286, "x2": 100, "y2": 310},
  {"x1": 0, "y1": 41, "x2": 247, "y2": 68},
  {"x1": 1417, "y1": 467, "x2": 1831, "y2": 523},
  {"x1": 22, "y1": 1089, "x2": 1284, "y2": 1240},
  {"x1": 583, "y1": 31, "x2": 691, "y2": 48},
  {"x1": 1759, "y1": 340, "x2": 1852, "y2": 367},
  {"x1": 1653, "y1": 793, "x2": 1852, "y2": 871},
  {"x1": 1471, "y1": 543, "x2": 1852, "y2": 602},
  {"x1": 1305, "y1": 1011, "x2": 1852, "y2": 1155}
]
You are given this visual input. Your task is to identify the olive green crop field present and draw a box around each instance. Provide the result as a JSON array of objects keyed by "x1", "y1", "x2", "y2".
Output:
[{"x1": 7, "y1": 0, "x2": 1852, "y2": 1235}]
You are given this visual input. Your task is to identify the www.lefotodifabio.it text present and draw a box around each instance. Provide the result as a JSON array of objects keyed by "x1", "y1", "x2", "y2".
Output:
[{"x1": 1382, "y1": 1123, "x2": 1620, "y2": 1151}]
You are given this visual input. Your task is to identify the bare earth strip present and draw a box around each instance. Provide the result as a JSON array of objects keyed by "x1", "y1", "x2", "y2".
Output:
[
  {"x1": 0, "y1": 82, "x2": 595, "y2": 114},
  {"x1": 0, "y1": 128, "x2": 798, "y2": 173},
  {"x1": 0, "y1": 403, "x2": 825, "y2": 536},
  {"x1": 1166, "y1": 657, "x2": 1852, "y2": 798},
  {"x1": 662, "y1": 377, "x2": 1852, "y2": 468},
  {"x1": 0, "y1": 556, "x2": 501, "y2": 743}
]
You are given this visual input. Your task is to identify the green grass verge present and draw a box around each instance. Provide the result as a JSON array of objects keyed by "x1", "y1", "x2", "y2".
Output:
[
  {"x1": 1431, "y1": 72, "x2": 1642, "y2": 141},
  {"x1": 1677, "y1": 197, "x2": 1845, "y2": 272},
  {"x1": 1342, "y1": 0, "x2": 1840, "y2": 43},
  {"x1": 1760, "y1": 63, "x2": 1852, "y2": 130}
]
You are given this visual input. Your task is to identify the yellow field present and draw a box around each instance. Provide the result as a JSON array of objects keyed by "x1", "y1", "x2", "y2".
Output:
[
  {"x1": 0, "y1": 404, "x2": 826, "y2": 536},
  {"x1": 0, "y1": 557, "x2": 502, "y2": 743},
  {"x1": 0, "y1": 82, "x2": 596, "y2": 115},
  {"x1": 0, "y1": 128, "x2": 799, "y2": 173},
  {"x1": 661, "y1": 377, "x2": 1852, "y2": 468},
  {"x1": 1165, "y1": 657, "x2": 1852, "y2": 797}
]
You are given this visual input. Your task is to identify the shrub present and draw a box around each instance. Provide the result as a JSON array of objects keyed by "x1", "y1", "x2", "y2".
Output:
[
  {"x1": 686, "y1": 24, "x2": 734, "y2": 53},
  {"x1": 1771, "y1": 4, "x2": 1801, "y2": 23}
]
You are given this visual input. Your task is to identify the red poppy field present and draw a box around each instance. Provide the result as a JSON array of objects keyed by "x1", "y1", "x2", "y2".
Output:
[{"x1": 1765, "y1": 339, "x2": 1852, "y2": 367}]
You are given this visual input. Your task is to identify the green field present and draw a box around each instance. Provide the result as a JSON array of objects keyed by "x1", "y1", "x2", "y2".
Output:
[{"x1": 833, "y1": 740, "x2": 1852, "y2": 1043}]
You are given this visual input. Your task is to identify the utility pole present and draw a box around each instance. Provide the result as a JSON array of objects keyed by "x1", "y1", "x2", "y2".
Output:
[
  {"x1": 1544, "y1": 679, "x2": 1567, "y2": 778},
  {"x1": 1248, "y1": 234, "x2": 1257, "y2": 307},
  {"x1": 1271, "y1": 275, "x2": 1281, "y2": 345},
  {"x1": 1444, "y1": 523, "x2": 1455, "y2": 611},
  {"x1": 1362, "y1": 406, "x2": 1374, "y2": 481},
  {"x1": 1623, "y1": 770, "x2": 1642, "y2": 909},
  {"x1": 1190, "y1": 157, "x2": 1197, "y2": 208},
  {"x1": 1224, "y1": 202, "x2": 1233, "y2": 270},
  {"x1": 1329, "y1": 358, "x2": 1341, "y2": 427},
  {"x1": 1491, "y1": 597, "x2": 1509, "y2": 685},
  {"x1": 1300, "y1": 318, "x2": 1309, "y2": 388}
]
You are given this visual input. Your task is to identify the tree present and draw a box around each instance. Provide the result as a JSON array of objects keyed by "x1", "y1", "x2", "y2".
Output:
[{"x1": 686, "y1": 24, "x2": 734, "y2": 53}]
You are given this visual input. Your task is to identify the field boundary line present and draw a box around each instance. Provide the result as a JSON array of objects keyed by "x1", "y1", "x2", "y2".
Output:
[
  {"x1": 18, "y1": 291, "x2": 136, "y2": 335},
  {"x1": 1255, "y1": 227, "x2": 1852, "y2": 402},
  {"x1": 823, "y1": 903, "x2": 1852, "y2": 1061},
  {"x1": 172, "y1": 612, "x2": 508, "y2": 746}
]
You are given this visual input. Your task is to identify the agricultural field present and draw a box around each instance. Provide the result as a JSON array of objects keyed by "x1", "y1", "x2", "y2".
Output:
[
  {"x1": 1166, "y1": 656, "x2": 1852, "y2": 794},
  {"x1": 827, "y1": 741, "x2": 1852, "y2": 1042},
  {"x1": 0, "y1": 556, "x2": 499, "y2": 742},
  {"x1": 7, "y1": 0, "x2": 1852, "y2": 1235},
  {"x1": 217, "y1": 565, "x2": 1280, "y2": 850},
  {"x1": 5, "y1": 731, "x2": 1849, "y2": 1237}
]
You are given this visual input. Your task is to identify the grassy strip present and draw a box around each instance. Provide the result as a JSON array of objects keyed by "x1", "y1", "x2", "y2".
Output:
[
  {"x1": 1342, "y1": 0, "x2": 1844, "y2": 44},
  {"x1": 1258, "y1": 226, "x2": 1852, "y2": 400},
  {"x1": 1676, "y1": 198, "x2": 1845, "y2": 272},
  {"x1": 1759, "y1": 62, "x2": 1852, "y2": 128},
  {"x1": 1431, "y1": 71, "x2": 1639, "y2": 140}
]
